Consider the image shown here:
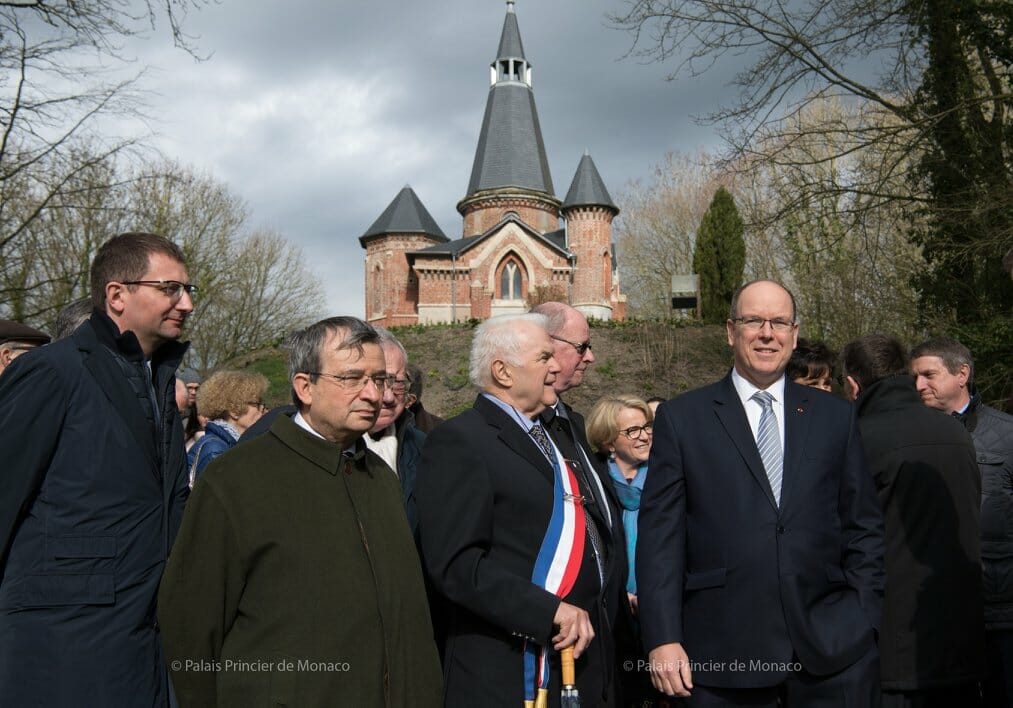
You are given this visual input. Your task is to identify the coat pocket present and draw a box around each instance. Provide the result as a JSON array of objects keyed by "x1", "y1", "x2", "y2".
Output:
[
  {"x1": 47, "y1": 535, "x2": 117, "y2": 574},
  {"x1": 50, "y1": 536, "x2": 116, "y2": 559},
  {"x1": 20, "y1": 573, "x2": 115, "y2": 606},
  {"x1": 684, "y1": 567, "x2": 727, "y2": 591}
]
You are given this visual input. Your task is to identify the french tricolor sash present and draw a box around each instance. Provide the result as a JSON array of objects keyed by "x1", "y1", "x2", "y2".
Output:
[{"x1": 523, "y1": 439, "x2": 586, "y2": 708}]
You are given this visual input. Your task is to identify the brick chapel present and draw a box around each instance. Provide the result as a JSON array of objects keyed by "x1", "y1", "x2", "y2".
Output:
[{"x1": 360, "y1": 1, "x2": 625, "y2": 326}]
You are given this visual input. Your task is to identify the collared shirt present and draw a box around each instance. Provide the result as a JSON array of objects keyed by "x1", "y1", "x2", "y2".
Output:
[
  {"x1": 731, "y1": 368, "x2": 787, "y2": 449},
  {"x1": 481, "y1": 392, "x2": 540, "y2": 433},
  {"x1": 364, "y1": 424, "x2": 399, "y2": 476},
  {"x1": 293, "y1": 411, "x2": 358, "y2": 457},
  {"x1": 293, "y1": 411, "x2": 325, "y2": 439}
]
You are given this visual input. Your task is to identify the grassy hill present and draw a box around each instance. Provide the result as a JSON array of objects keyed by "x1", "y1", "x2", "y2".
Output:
[{"x1": 231, "y1": 319, "x2": 734, "y2": 418}]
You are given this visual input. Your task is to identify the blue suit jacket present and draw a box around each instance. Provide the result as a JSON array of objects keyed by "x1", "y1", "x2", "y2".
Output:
[{"x1": 637, "y1": 373, "x2": 885, "y2": 688}]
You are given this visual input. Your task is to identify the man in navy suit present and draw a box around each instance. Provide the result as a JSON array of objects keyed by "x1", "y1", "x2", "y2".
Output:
[{"x1": 638, "y1": 279, "x2": 885, "y2": 707}]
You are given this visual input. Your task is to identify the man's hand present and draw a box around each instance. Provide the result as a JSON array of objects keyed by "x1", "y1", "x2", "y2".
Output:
[
  {"x1": 627, "y1": 592, "x2": 638, "y2": 615},
  {"x1": 552, "y1": 601, "x2": 594, "y2": 658},
  {"x1": 648, "y1": 642, "x2": 693, "y2": 697}
]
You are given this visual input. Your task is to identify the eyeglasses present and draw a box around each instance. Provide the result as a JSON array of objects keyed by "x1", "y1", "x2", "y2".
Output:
[
  {"x1": 551, "y1": 335, "x2": 592, "y2": 356},
  {"x1": 618, "y1": 422, "x2": 653, "y2": 440},
  {"x1": 388, "y1": 377, "x2": 412, "y2": 396},
  {"x1": 246, "y1": 402, "x2": 268, "y2": 413},
  {"x1": 303, "y1": 371, "x2": 397, "y2": 393},
  {"x1": 121, "y1": 280, "x2": 198, "y2": 302},
  {"x1": 730, "y1": 317, "x2": 796, "y2": 333}
]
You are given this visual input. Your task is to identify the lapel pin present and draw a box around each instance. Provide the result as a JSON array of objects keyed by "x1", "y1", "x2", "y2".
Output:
[{"x1": 796, "y1": 407, "x2": 804, "y2": 414}]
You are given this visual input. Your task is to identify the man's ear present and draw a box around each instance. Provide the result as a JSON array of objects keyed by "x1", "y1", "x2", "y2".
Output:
[
  {"x1": 104, "y1": 282, "x2": 127, "y2": 317},
  {"x1": 957, "y1": 363, "x2": 971, "y2": 388},
  {"x1": 292, "y1": 373, "x2": 313, "y2": 408},
  {"x1": 0, "y1": 346, "x2": 13, "y2": 368},
  {"x1": 844, "y1": 375, "x2": 860, "y2": 402},
  {"x1": 490, "y1": 359, "x2": 511, "y2": 388}
]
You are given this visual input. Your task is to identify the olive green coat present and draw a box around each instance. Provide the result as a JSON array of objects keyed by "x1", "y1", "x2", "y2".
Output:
[{"x1": 158, "y1": 414, "x2": 442, "y2": 707}]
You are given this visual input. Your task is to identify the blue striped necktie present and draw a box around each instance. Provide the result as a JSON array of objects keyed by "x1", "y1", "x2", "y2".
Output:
[{"x1": 751, "y1": 390, "x2": 783, "y2": 505}]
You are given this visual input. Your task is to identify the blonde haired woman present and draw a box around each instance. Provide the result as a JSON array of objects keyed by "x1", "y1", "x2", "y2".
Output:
[
  {"x1": 585, "y1": 394, "x2": 654, "y2": 611},
  {"x1": 186, "y1": 370, "x2": 268, "y2": 485}
]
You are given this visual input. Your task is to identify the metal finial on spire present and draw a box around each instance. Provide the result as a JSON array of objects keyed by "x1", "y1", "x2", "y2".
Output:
[{"x1": 507, "y1": 1, "x2": 515, "y2": 13}]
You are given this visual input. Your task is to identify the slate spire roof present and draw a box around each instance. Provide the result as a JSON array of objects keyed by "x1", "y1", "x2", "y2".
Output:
[
  {"x1": 465, "y1": 1, "x2": 554, "y2": 198},
  {"x1": 359, "y1": 186, "x2": 448, "y2": 246},
  {"x1": 497, "y1": 1, "x2": 525, "y2": 60},
  {"x1": 562, "y1": 152, "x2": 618, "y2": 212}
]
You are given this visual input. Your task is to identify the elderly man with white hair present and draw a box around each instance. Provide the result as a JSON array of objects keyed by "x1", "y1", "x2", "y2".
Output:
[{"x1": 416, "y1": 313, "x2": 615, "y2": 707}]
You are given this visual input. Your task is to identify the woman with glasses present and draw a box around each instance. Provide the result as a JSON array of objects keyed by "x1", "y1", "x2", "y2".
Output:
[
  {"x1": 586, "y1": 394, "x2": 656, "y2": 707},
  {"x1": 585, "y1": 394, "x2": 654, "y2": 611},
  {"x1": 187, "y1": 370, "x2": 269, "y2": 486}
]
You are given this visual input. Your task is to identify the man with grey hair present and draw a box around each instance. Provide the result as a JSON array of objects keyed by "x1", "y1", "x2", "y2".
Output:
[
  {"x1": 417, "y1": 313, "x2": 612, "y2": 706},
  {"x1": 51, "y1": 297, "x2": 93, "y2": 340},
  {"x1": 159, "y1": 316, "x2": 442, "y2": 707},
  {"x1": 364, "y1": 327, "x2": 427, "y2": 537},
  {"x1": 911, "y1": 336, "x2": 1013, "y2": 707}
]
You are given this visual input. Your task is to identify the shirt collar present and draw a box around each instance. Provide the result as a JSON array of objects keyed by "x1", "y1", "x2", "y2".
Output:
[
  {"x1": 731, "y1": 367, "x2": 786, "y2": 404},
  {"x1": 292, "y1": 411, "x2": 356, "y2": 456},
  {"x1": 481, "y1": 392, "x2": 538, "y2": 432}
]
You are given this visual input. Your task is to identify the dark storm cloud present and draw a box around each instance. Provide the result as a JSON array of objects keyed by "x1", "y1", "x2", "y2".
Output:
[{"x1": 128, "y1": 0, "x2": 728, "y2": 314}]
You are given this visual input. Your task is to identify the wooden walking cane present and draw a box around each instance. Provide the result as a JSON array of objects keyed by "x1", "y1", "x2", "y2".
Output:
[{"x1": 561, "y1": 646, "x2": 581, "y2": 707}]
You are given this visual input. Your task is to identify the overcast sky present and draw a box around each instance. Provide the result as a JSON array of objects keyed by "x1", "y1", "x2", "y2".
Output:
[{"x1": 127, "y1": 0, "x2": 729, "y2": 316}]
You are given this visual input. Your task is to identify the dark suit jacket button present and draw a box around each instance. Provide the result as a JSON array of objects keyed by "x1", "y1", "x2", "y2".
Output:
[{"x1": 776, "y1": 525, "x2": 785, "y2": 534}]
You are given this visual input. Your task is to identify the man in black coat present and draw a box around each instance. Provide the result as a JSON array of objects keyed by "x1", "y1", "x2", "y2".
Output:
[
  {"x1": 416, "y1": 313, "x2": 603, "y2": 707},
  {"x1": 0, "y1": 233, "x2": 193, "y2": 707},
  {"x1": 843, "y1": 334, "x2": 983, "y2": 707}
]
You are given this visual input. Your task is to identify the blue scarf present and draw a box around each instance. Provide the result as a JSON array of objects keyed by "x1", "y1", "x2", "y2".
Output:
[{"x1": 608, "y1": 460, "x2": 647, "y2": 595}]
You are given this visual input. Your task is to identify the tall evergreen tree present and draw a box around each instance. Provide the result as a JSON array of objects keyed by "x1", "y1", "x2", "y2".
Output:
[{"x1": 693, "y1": 186, "x2": 746, "y2": 322}]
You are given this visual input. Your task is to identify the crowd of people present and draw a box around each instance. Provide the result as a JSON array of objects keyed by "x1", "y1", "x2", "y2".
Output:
[{"x1": 0, "y1": 231, "x2": 1010, "y2": 708}]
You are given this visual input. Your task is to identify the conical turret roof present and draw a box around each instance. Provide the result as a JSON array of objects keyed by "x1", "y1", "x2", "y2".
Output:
[
  {"x1": 359, "y1": 186, "x2": 447, "y2": 246},
  {"x1": 562, "y1": 153, "x2": 617, "y2": 212}
]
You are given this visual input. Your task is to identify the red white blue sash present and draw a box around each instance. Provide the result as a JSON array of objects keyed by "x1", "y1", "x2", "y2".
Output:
[{"x1": 523, "y1": 440, "x2": 586, "y2": 707}]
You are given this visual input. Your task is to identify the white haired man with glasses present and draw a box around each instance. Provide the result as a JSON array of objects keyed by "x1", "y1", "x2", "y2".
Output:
[
  {"x1": 158, "y1": 315, "x2": 442, "y2": 708},
  {"x1": 0, "y1": 232, "x2": 194, "y2": 707}
]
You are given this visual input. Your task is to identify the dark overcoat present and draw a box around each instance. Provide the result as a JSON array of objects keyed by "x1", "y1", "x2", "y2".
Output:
[
  {"x1": 0, "y1": 312, "x2": 189, "y2": 706},
  {"x1": 158, "y1": 413, "x2": 443, "y2": 708},
  {"x1": 855, "y1": 375, "x2": 984, "y2": 690}
]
